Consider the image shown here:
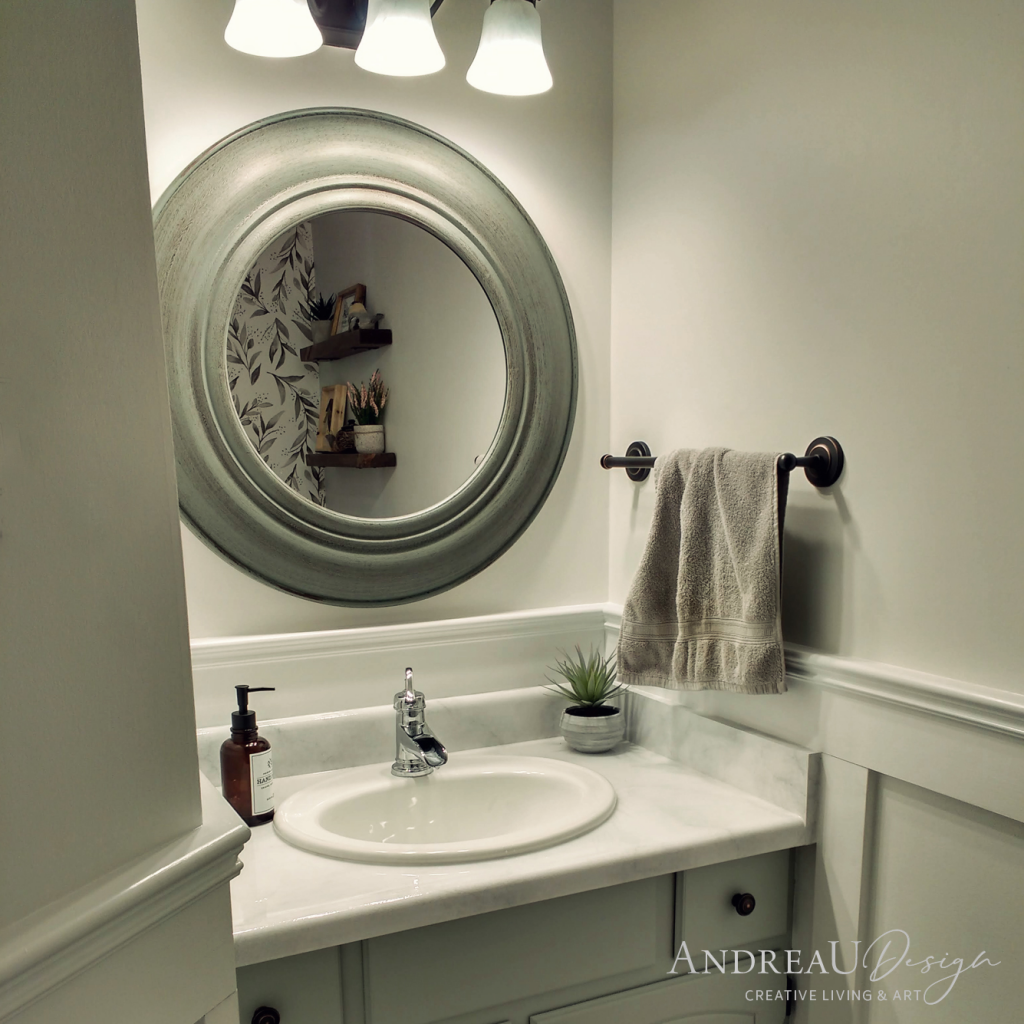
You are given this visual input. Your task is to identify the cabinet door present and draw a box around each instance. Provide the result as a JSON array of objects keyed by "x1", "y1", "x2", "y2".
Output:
[
  {"x1": 530, "y1": 971, "x2": 785, "y2": 1024},
  {"x1": 364, "y1": 877, "x2": 668, "y2": 1024}
]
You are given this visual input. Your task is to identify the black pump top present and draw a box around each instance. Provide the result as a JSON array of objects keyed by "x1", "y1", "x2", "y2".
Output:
[{"x1": 232, "y1": 685, "x2": 275, "y2": 732}]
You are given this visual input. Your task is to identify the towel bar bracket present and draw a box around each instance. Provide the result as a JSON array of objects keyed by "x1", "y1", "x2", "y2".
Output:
[
  {"x1": 600, "y1": 440, "x2": 653, "y2": 481},
  {"x1": 600, "y1": 436, "x2": 844, "y2": 489},
  {"x1": 784, "y1": 435, "x2": 844, "y2": 488}
]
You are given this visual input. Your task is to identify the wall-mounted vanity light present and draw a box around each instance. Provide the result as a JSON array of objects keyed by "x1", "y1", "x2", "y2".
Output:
[{"x1": 224, "y1": 0, "x2": 552, "y2": 96}]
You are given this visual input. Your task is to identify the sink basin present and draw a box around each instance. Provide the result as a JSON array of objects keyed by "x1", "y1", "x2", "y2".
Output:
[{"x1": 274, "y1": 754, "x2": 617, "y2": 864}]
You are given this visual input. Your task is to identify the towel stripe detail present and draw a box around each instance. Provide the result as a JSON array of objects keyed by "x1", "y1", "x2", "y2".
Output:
[{"x1": 621, "y1": 617, "x2": 778, "y2": 643}]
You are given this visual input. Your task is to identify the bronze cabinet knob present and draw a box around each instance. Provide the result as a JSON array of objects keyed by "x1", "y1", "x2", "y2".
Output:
[{"x1": 732, "y1": 892, "x2": 756, "y2": 916}]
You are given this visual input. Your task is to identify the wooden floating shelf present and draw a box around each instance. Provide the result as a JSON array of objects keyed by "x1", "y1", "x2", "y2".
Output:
[
  {"x1": 300, "y1": 328, "x2": 392, "y2": 362},
  {"x1": 304, "y1": 451, "x2": 397, "y2": 469}
]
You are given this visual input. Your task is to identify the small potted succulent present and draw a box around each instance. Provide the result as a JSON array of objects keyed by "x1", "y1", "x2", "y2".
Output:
[
  {"x1": 309, "y1": 292, "x2": 336, "y2": 343},
  {"x1": 346, "y1": 369, "x2": 389, "y2": 454},
  {"x1": 545, "y1": 646, "x2": 626, "y2": 753},
  {"x1": 309, "y1": 292, "x2": 337, "y2": 343}
]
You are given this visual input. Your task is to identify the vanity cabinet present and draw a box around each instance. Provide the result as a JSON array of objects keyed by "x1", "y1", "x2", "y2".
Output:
[
  {"x1": 360, "y1": 876, "x2": 672, "y2": 1024},
  {"x1": 236, "y1": 850, "x2": 793, "y2": 1024}
]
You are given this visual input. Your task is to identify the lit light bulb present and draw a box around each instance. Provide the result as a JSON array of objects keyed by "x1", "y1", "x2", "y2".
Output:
[
  {"x1": 355, "y1": 0, "x2": 446, "y2": 77},
  {"x1": 466, "y1": 0, "x2": 552, "y2": 96},
  {"x1": 224, "y1": 0, "x2": 323, "y2": 59}
]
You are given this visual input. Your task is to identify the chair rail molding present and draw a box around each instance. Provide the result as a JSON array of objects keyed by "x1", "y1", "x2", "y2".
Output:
[
  {"x1": 601, "y1": 606, "x2": 1024, "y2": 741},
  {"x1": 0, "y1": 777, "x2": 248, "y2": 1022},
  {"x1": 605, "y1": 604, "x2": 1023, "y2": 824},
  {"x1": 783, "y1": 644, "x2": 1024, "y2": 740},
  {"x1": 189, "y1": 604, "x2": 613, "y2": 726}
]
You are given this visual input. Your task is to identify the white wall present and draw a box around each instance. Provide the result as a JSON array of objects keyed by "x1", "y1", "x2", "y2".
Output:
[
  {"x1": 137, "y1": 0, "x2": 613, "y2": 638},
  {"x1": 0, "y1": 5, "x2": 239, "y2": 1023},
  {"x1": 0, "y1": 0, "x2": 201, "y2": 929},
  {"x1": 610, "y1": 0, "x2": 1024, "y2": 696},
  {"x1": 611, "y1": 6, "x2": 1024, "y2": 1018},
  {"x1": 312, "y1": 210, "x2": 505, "y2": 518}
]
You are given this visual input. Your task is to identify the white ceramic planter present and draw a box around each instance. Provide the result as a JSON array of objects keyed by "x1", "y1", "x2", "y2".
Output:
[
  {"x1": 559, "y1": 706, "x2": 625, "y2": 753},
  {"x1": 354, "y1": 424, "x2": 385, "y2": 454},
  {"x1": 312, "y1": 320, "x2": 333, "y2": 343}
]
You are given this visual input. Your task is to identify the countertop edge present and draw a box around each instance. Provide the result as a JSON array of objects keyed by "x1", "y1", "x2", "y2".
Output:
[{"x1": 234, "y1": 818, "x2": 810, "y2": 966}]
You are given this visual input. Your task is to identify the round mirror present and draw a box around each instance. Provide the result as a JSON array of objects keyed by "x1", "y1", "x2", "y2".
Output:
[
  {"x1": 230, "y1": 211, "x2": 505, "y2": 518},
  {"x1": 154, "y1": 108, "x2": 576, "y2": 605}
]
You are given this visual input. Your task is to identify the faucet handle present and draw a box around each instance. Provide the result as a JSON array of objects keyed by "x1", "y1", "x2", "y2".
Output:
[{"x1": 394, "y1": 667, "x2": 424, "y2": 711}]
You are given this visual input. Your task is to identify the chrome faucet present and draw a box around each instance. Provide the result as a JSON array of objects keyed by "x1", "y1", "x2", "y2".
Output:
[{"x1": 392, "y1": 668, "x2": 448, "y2": 778}]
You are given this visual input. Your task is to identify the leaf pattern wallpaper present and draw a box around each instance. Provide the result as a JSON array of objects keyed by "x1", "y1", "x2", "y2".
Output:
[{"x1": 227, "y1": 223, "x2": 325, "y2": 505}]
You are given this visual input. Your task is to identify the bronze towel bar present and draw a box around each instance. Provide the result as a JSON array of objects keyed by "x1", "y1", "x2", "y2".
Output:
[{"x1": 600, "y1": 436, "x2": 844, "y2": 487}]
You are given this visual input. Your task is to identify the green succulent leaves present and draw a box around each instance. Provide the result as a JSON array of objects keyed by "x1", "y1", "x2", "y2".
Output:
[
  {"x1": 309, "y1": 292, "x2": 337, "y2": 321},
  {"x1": 545, "y1": 645, "x2": 623, "y2": 708}
]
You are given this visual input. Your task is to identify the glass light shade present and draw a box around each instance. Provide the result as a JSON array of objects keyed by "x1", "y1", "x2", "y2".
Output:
[
  {"x1": 224, "y1": 0, "x2": 322, "y2": 58},
  {"x1": 355, "y1": 0, "x2": 446, "y2": 77},
  {"x1": 466, "y1": 0, "x2": 552, "y2": 96}
]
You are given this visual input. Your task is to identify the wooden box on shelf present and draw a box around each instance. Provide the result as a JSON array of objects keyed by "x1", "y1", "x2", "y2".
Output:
[{"x1": 315, "y1": 384, "x2": 347, "y2": 452}]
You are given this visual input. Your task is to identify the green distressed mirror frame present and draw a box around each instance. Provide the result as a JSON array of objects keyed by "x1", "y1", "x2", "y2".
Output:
[{"x1": 153, "y1": 108, "x2": 577, "y2": 605}]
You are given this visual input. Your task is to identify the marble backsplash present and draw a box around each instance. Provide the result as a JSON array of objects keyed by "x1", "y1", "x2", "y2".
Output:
[
  {"x1": 197, "y1": 686, "x2": 565, "y2": 786},
  {"x1": 627, "y1": 685, "x2": 819, "y2": 822}
]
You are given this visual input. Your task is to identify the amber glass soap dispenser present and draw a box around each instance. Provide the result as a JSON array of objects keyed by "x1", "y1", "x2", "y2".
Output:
[{"x1": 221, "y1": 685, "x2": 276, "y2": 826}]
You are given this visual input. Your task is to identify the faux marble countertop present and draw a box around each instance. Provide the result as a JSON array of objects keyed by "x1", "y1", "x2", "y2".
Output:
[{"x1": 231, "y1": 736, "x2": 813, "y2": 967}]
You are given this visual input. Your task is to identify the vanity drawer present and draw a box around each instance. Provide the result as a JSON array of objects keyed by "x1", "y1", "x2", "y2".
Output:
[
  {"x1": 675, "y1": 850, "x2": 791, "y2": 961},
  {"x1": 364, "y1": 876, "x2": 670, "y2": 1024},
  {"x1": 236, "y1": 947, "x2": 342, "y2": 1024}
]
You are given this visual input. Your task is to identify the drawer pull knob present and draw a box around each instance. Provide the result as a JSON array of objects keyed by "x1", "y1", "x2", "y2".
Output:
[
  {"x1": 732, "y1": 892, "x2": 756, "y2": 916},
  {"x1": 252, "y1": 1008, "x2": 281, "y2": 1024}
]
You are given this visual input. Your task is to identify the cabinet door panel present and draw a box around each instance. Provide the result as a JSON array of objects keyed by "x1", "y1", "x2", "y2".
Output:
[
  {"x1": 676, "y1": 851, "x2": 790, "y2": 961},
  {"x1": 365, "y1": 878, "x2": 660, "y2": 1024},
  {"x1": 530, "y1": 971, "x2": 783, "y2": 1024}
]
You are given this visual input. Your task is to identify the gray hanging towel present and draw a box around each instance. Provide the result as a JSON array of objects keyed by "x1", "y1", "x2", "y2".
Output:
[{"x1": 618, "y1": 448, "x2": 789, "y2": 694}]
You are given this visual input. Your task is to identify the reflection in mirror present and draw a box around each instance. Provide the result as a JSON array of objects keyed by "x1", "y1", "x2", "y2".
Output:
[
  {"x1": 227, "y1": 211, "x2": 506, "y2": 519},
  {"x1": 228, "y1": 222, "x2": 323, "y2": 504}
]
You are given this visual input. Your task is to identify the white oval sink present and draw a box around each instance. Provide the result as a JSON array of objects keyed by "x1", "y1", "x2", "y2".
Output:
[{"x1": 274, "y1": 754, "x2": 616, "y2": 864}]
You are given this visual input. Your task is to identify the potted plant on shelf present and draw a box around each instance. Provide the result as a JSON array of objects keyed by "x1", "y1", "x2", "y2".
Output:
[
  {"x1": 309, "y1": 292, "x2": 337, "y2": 343},
  {"x1": 545, "y1": 646, "x2": 626, "y2": 753},
  {"x1": 346, "y1": 369, "x2": 389, "y2": 454}
]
